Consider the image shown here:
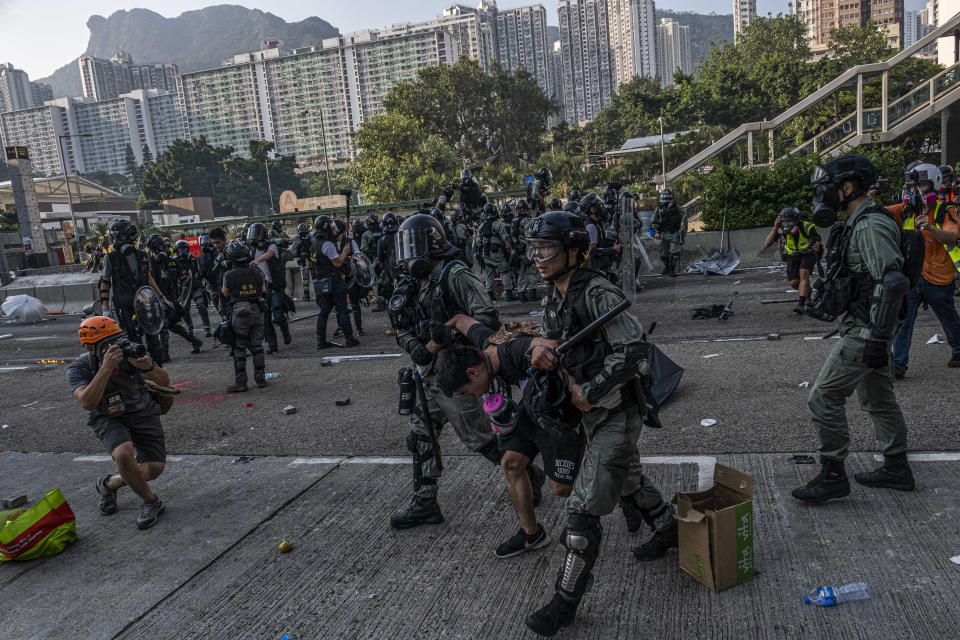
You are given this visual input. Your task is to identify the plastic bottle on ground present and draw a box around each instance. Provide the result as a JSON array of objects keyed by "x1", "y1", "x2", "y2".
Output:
[{"x1": 803, "y1": 582, "x2": 870, "y2": 606}]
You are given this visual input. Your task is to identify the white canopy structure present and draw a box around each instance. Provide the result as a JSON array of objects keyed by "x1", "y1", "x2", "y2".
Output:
[{"x1": 0, "y1": 175, "x2": 122, "y2": 205}]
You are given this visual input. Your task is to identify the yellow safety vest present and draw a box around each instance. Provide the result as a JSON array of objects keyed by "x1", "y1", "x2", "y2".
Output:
[
  {"x1": 784, "y1": 221, "x2": 817, "y2": 255},
  {"x1": 903, "y1": 200, "x2": 960, "y2": 274}
]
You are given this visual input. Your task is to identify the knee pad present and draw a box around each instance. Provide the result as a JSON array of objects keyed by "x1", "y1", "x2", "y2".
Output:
[{"x1": 556, "y1": 517, "x2": 603, "y2": 601}]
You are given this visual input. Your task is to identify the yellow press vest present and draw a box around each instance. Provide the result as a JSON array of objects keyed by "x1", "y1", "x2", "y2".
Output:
[
  {"x1": 783, "y1": 221, "x2": 816, "y2": 255},
  {"x1": 902, "y1": 200, "x2": 960, "y2": 274}
]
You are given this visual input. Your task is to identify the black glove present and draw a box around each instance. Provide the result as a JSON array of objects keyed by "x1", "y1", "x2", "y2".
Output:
[
  {"x1": 410, "y1": 341, "x2": 433, "y2": 366},
  {"x1": 424, "y1": 319, "x2": 457, "y2": 345},
  {"x1": 862, "y1": 339, "x2": 889, "y2": 369}
]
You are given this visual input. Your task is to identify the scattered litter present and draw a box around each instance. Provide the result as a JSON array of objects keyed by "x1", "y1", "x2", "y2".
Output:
[
  {"x1": 264, "y1": 372, "x2": 280, "y2": 379},
  {"x1": 734, "y1": 281, "x2": 742, "y2": 285},
  {"x1": 804, "y1": 582, "x2": 870, "y2": 606},
  {"x1": 798, "y1": 381, "x2": 810, "y2": 388},
  {"x1": 20, "y1": 401, "x2": 38, "y2": 407},
  {"x1": 927, "y1": 334, "x2": 946, "y2": 344},
  {"x1": 767, "y1": 333, "x2": 781, "y2": 341},
  {"x1": 319, "y1": 361, "x2": 333, "y2": 367},
  {"x1": 690, "y1": 304, "x2": 727, "y2": 319},
  {"x1": 785, "y1": 289, "x2": 796, "y2": 294},
  {"x1": 700, "y1": 419, "x2": 717, "y2": 427},
  {"x1": 282, "y1": 636, "x2": 290, "y2": 640},
  {"x1": 246, "y1": 402, "x2": 253, "y2": 408},
  {"x1": 1, "y1": 495, "x2": 27, "y2": 509},
  {"x1": 804, "y1": 336, "x2": 822, "y2": 340},
  {"x1": 278, "y1": 541, "x2": 293, "y2": 553},
  {"x1": 0, "y1": 334, "x2": 12, "y2": 340},
  {"x1": 8, "y1": 456, "x2": 13, "y2": 460},
  {"x1": 233, "y1": 456, "x2": 257, "y2": 464},
  {"x1": 220, "y1": 431, "x2": 227, "y2": 436},
  {"x1": 790, "y1": 454, "x2": 816, "y2": 464},
  {"x1": 951, "y1": 555, "x2": 960, "y2": 565},
  {"x1": 703, "y1": 353, "x2": 721, "y2": 359},
  {"x1": 281, "y1": 405, "x2": 297, "y2": 415},
  {"x1": 335, "y1": 398, "x2": 351, "y2": 406},
  {"x1": 529, "y1": 310, "x2": 543, "y2": 317},
  {"x1": 1, "y1": 424, "x2": 7, "y2": 429}
]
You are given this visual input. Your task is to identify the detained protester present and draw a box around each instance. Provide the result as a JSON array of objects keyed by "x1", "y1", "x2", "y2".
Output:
[
  {"x1": 68, "y1": 316, "x2": 170, "y2": 529},
  {"x1": 220, "y1": 241, "x2": 268, "y2": 392},
  {"x1": 795, "y1": 155, "x2": 915, "y2": 503},
  {"x1": 520, "y1": 211, "x2": 676, "y2": 637},
  {"x1": 200, "y1": 227, "x2": 228, "y2": 315},
  {"x1": 388, "y1": 215, "x2": 545, "y2": 530},
  {"x1": 435, "y1": 317, "x2": 582, "y2": 558},
  {"x1": 890, "y1": 163, "x2": 960, "y2": 376},
  {"x1": 763, "y1": 207, "x2": 822, "y2": 314}
]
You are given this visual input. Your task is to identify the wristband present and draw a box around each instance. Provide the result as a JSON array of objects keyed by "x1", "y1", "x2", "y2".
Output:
[{"x1": 142, "y1": 361, "x2": 156, "y2": 373}]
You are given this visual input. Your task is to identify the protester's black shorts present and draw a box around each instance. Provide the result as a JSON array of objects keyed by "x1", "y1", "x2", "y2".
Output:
[
  {"x1": 499, "y1": 406, "x2": 585, "y2": 485},
  {"x1": 786, "y1": 252, "x2": 817, "y2": 281},
  {"x1": 92, "y1": 414, "x2": 166, "y2": 463}
]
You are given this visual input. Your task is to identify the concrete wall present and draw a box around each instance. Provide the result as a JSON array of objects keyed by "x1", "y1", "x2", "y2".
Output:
[
  {"x1": 640, "y1": 225, "x2": 783, "y2": 268},
  {"x1": 1, "y1": 272, "x2": 101, "y2": 313}
]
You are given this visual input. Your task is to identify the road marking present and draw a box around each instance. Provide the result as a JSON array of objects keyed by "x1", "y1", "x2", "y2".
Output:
[
  {"x1": 74, "y1": 455, "x2": 184, "y2": 462},
  {"x1": 289, "y1": 457, "x2": 347, "y2": 465},
  {"x1": 0, "y1": 366, "x2": 30, "y2": 373},
  {"x1": 872, "y1": 452, "x2": 960, "y2": 463},
  {"x1": 344, "y1": 456, "x2": 410, "y2": 465},
  {"x1": 321, "y1": 353, "x2": 404, "y2": 364}
]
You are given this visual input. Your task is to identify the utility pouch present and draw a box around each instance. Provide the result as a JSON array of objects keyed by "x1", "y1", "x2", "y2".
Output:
[{"x1": 314, "y1": 277, "x2": 333, "y2": 296}]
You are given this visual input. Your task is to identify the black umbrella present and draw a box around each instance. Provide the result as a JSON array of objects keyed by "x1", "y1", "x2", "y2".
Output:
[{"x1": 648, "y1": 344, "x2": 684, "y2": 406}]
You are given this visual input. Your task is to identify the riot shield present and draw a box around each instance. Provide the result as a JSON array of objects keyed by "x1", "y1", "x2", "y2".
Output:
[
  {"x1": 347, "y1": 253, "x2": 375, "y2": 289},
  {"x1": 619, "y1": 193, "x2": 637, "y2": 298},
  {"x1": 134, "y1": 286, "x2": 166, "y2": 336},
  {"x1": 177, "y1": 269, "x2": 193, "y2": 308}
]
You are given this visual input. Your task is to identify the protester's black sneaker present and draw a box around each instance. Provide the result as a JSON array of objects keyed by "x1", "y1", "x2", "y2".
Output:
[
  {"x1": 791, "y1": 457, "x2": 850, "y2": 503},
  {"x1": 632, "y1": 520, "x2": 678, "y2": 561},
  {"x1": 390, "y1": 496, "x2": 443, "y2": 530},
  {"x1": 526, "y1": 594, "x2": 579, "y2": 637},
  {"x1": 356, "y1": 328, "x2": 366, "y2": 337},
  {"x1": 527, "y1": 463, "x2": 546, "y2": 507},
  {"x1": 333, "y1": 328, "x2": 343, "y2": 338},
  {"x1": 137, "y1": 497, "x2": 164, "y2": 530},
  {"x1": 95, "y1": 475, "x2": 118, "y2": 516},
  {"x1": 226, "y1": 383, "x2": 248, "y2": 393},
  {"x1": 854, "y1": 454, "x2": 915, "y2": 491},
  {"x1": 317, "y1": 340, "x2": 332, "y2": 350},
  {"x1": 495, "y1": 524, "x2": 551, "y2": 558}
]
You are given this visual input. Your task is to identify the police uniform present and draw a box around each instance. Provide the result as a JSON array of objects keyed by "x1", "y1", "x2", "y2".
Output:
[
  {"x1": 291, "y1": 232, "x2": 313, "y2": 302},
  {"x1": 177, "y1": 252, "x2": 212, "y2": 336},
  {"x1": 101, "y1": 248, "x2": 162, "y2": 362},
  {"x1": 223, "y1": 264, "x2": 267, "y2": 387},
  {"x1": 479, "y1": 218, "x2": 514, "y2": 296},
  {"x1": 651, "y1": 201, "x2": 686, "y2": 272},
  {"x1": 311, "y1": 234, "x2": 355, "y2": 346},
  {"x1": 149, "y1": 252, "x2": 203, "y2": 358},
  {"x1": 515, "y1": 215, "x2": 542, "y2": 300}
]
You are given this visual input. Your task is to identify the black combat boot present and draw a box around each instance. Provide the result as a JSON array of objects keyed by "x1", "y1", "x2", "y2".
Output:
[
  {"x1": 854, "y1": 453, "x2": 915, "y2": 491},
  {"x1": 344, "y1": 333, "x2": 360, "y2": 347},
  {"x1": 793, "y1": 296, "x2": 807, "y2": 315},
  {"x1": 619, "y1": 498, "x2": 646, "y2": 536},
  {"x1": 317, "y1": 338, "x2": 332, "y2": 350},
  {"x1": 632, "y1": 518, "x2": 678, "y2": 561},
  {"x1": 669, "y1": 255, "x2": 679, "y2": 277},
  {"x1": 791, "y1": 456, "x2": 850, "y2": 503},
  {"x1": 390, "y1": 495, "x2": 443, "y2": 530},
  {"x1": 190, "y1": 336, "x2": 203, "y2": 354},
  {"x1": 505, "y1": 289, "x2": 518, "y2": 301},
  {"x1": 660, "y1": 258, "x2": 671, "y2": 276},
  {"x1": 526, "y1": 594, "x2": 579, "y2": 637}
]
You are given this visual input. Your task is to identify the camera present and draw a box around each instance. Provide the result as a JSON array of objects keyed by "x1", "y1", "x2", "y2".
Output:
[
  {"x1": 871, "y1": 178, "x2": 890, "y2": 191},
  {"x1": 99, "y1": 337, "x2": 147, "y2": 359}
]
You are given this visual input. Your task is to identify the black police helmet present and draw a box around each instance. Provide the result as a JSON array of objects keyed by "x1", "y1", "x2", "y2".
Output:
[
  {"x1": 817, "y1": 154, "x2": 877, "y2": 191},
  {"x1": 381, "y1": 212, "x2": 399, "y2": 232},
  {"x1": 246, "y1": 222, "x2": 268, "y2": 246},
  {"x1": 397, "y1": 214, "x2": 454, "y2": 279},
  {"x1": 527, "y1": 211, "x2": 590, "y2": 252},
  {"x1": 297, "y1": 223, "x2": 309, "y2": 235},
  {"x1": 108, "y1": 219, "x2": 137, "y2": 243},
  {"x1": 578, "y1": 193, "x2": 603, "y2": 217},
  {"x1": 146, "y1": 233, "x2": 165, "y2": 251},
  {"x1": 499, "y1": 202, "x2": 513, "y2": 216},
  {"x1": 224, "y1": 241, "x2": 251, "y2": 265},
  {"x1": 482, "y1": 202, "x2": 498, "y2": 219},
  {"x1": 569, "y1": 189, "x2": 582, "y2": 201},
  {"x1": 461, "y1": 169, "x2": 472, "y2": 181},
  {"x1": 548, "y1": 197, "x2": 563, "y2": 210},
  {"x1": 174, "y1": 239, "x2": 191, "y2": 256},
  {"x1": 313, "y1": 215, "x2": 333, "y2": 238},
  {"x1": 271, "y1": 220, "x2": 282, "y2": 231}
]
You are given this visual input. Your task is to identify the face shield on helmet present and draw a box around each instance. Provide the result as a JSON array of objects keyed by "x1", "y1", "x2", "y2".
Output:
[
  {"x1": 810, "y1": 166, "x2": 841, "y2": 227},
  {"x1": 396, "y1": 217, "x2": 446, "y2": 279},
  {"x1": 526, "y1": 240, "x2": 564, "y2": 263},
  {"x1": 461, "y1": 169, "x2": 472, "y2": 181}
]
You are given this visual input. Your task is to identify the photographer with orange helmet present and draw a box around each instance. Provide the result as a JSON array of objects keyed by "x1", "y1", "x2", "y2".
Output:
[{"x1": 67, "y1": 316, "x2": 171, "y2": 530}]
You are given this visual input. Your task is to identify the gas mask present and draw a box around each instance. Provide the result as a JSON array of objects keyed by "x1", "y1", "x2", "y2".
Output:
[
  {"x1": 779, "y1": 221, "x2": 799, "y2": 236},
  {"x1": 810, "y1": 166, "x2": 843, "y2": 227},
  {"x1": 114, "y1": 234, "x2": 136, "y2": 255}
]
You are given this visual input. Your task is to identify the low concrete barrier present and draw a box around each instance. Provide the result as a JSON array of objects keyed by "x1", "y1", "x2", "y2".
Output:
[
  {"x1": 61, "y1": 282, "x2": 99, "y2": 314},
  {"x1": 639, "y1": 227, "x2": 782, "y2": 270},
  {"x1": 1, "y1": 273, "x2": 101, "y2": 314}
]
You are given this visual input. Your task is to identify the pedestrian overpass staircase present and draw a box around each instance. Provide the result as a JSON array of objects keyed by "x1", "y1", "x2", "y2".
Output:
[{"x1": 663, "y1": 12, "x2": 960, "y2": 184}]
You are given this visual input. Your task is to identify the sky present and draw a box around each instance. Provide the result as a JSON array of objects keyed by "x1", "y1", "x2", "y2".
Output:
[{"x1": 0, "y1": 0, "x2": 929, "y2": 79}]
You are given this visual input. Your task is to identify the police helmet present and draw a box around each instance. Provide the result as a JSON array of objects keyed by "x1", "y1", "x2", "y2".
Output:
[
  {"x1": 108, "y1": 219, "x2": 138, "y2": 244},
  {"x1": 382, "y1": 212, "x2": 399, "y2": 233},
  {"x1": 461, "y1": 169, "x2": 472, "y2": 181},
  {"x1": 548, "y1": 197, "x2": 563, "y2": 210},
  {"x1": 246, "y1": 222, "x2": 268, "y2": 247},
  {"x1": 659, "y1": 188, "x2": 674, "y2": 204},
  {"x1": 224, "y1": 241, "x2": 251, "y2": 265},
  {"x1": 578, "y1": 193, "x2": 603, "y2": 217},
  {"x1": 397, "y1": 214, "x2": 453, "y2": 279},
  {"x1": 271, "y1": 219, "x2": 283, "y2": 231},
  {"x1": 482, "y1": 202, "x2": 499, "y2": 220},
  {"x1": 526, "y1": 211, "x2": 590, "y2": 252},
  {"x1": 499, "y1": 202, "x2": 513, "y2": 216},
  {"x1": 297, "y1": 223, "x2": 309, "y2": 236},
  {"x1": 146, "y1": 233, "x2": 165, "y2": 252},
  {"x1": 569, "y1": 189, "x2": 582, "y2": 202},
  {"x1": 815, "y1": 155, "x2": 877, "y2": 191},
  {"x1": 174, "y1": 239, "x2": 191, "y2": 257},
  {"x1": 313, "y1": 215, "x2": 333, "y2": 239}
]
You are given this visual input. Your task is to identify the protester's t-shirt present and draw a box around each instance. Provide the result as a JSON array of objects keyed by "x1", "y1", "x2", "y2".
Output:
[
  {"x1": 586, "y1": 223, "x2": 599, "y2": 246},
  {"x1": 67, "y1": 352, "x2": 157, "y2": 422}
]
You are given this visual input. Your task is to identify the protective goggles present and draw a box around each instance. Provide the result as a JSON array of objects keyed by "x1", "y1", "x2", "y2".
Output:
[{"x1": 526, "y1": 240, "x2": 564, "y2": 263}]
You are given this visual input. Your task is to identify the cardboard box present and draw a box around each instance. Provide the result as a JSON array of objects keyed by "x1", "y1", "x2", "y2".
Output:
[{"x1": 675, "y1": 464, "x2": 754, "y2": 592}]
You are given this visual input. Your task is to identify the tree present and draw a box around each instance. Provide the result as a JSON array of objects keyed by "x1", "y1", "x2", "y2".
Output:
[
  {"x1": 124, "y1": 144, "x2": 139, "y2": 186},
  {"x1": 139, "y1": 137, "x2": 233, "y2": 209}
]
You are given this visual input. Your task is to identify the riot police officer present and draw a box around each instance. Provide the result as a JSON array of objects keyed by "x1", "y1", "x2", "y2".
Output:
[
  {"x1": 291, "y1": 223, "x2": 313, "y2": 302},
  {"x1": 580, "y1": 193, "x2": 620, "y2": 282},
  {"x1": 311, "y1": 215, "x2": 360, "y2": 349},
  {"x1": 651, "y1": 188, "x2": 686, "y2": 277},
  {"x1": 389, "y1": 214, "x2": 506, "y2": 529},
  {"x1": 220, "y1": 241, "x2": 267, "y2": 392},
  {"x1": 98, "y1": 219, "x2": 164, "y2": 362},
  {"x1": 522, "y1": 211, "x2": 676, "y2": 636},
  {"x1": 376, "y1": 213, "x2": 402, "y2": 324},
  {"x1": 199, "y1": 228, "x2": 228, "y2": 315},
  {"x1": 145, "y1": 235, "x2": 203, "y2": 360},
  {"x1": 512, "y1": 200, "x2": 541, "y2": 301},
  {"x1": 476, "y1": 203, "x2": 516, "y2": 301},
  {"x1": 247, "y1": 222, "x2": 291, "y2": 353},
  {"x1": 458, "y1": 169, "x2": 487, "y2": 218},
  {"x1": 528, "y1": 167, "x2": 552, "y2": 214},
  {"x1": 173, "y1": 240, "x2": 212, "y2": 337},
  {"x1": 333, "y1": 218, "x2": 366, "y2": 337}
]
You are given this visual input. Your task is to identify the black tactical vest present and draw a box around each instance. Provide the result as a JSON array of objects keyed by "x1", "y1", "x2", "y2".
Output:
[
  {"x1": 312, "y1": 238, "x2": 341, "y2": 280},
  {"x1": 658, "y1": 204, "x2": 683, "y2": 234},
  {"x1": 107, "y1": 249, "x2": 150, "y2": 308}
]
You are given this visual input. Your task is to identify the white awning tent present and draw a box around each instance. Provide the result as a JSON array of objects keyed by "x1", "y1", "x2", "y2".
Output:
[{"x1": 0, "y1": 175, "x2": 123, "y2": 205}]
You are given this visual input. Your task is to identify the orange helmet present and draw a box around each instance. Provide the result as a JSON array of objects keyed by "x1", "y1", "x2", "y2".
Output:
[{"x1": 78, "y1": 316, "x2": 123, "y2": 345}]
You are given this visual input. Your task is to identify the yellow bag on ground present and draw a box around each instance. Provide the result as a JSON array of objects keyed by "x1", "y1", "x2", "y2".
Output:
[{"x1": 0, "y1": 488, "x2": 77, "y2": 561}]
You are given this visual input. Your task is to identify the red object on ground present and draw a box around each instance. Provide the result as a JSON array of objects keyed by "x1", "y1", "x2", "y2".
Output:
[{"x1": 246, "y1": 402, "x2": 253, "y2": 407}]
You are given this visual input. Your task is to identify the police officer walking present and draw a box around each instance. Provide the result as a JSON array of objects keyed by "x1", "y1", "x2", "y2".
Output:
[
  {"x1": 389, "y1": 214, "x2": 511, "y2": 529},
  {"x1": 794, "y1": 155, "x2": 915, "y2": 503},
  {"x1": 512, "y1": 200, "x2": 541, "y2": 301},
  {"x1": 173, "y1": 240, "x2": 212, "y2": 337},
  {"x1": 145, "y1": 235, "x2": 203, "y2": 360},
  {"x1": 332, "y1": 218, "x2": 367, "y2": 338},
  {"x1": 291, "y1": 223, "x2": 314, "y2": 303},
  {"x1": 580, "y1": 193, "x2": 621, "y2": 283},
  {"x1": 98, "y1": 219, "x2": 164, "y2": 362},
  {"x1": 199, "y1": 228, "x2": 228, "y2": 315},
  {"x1": 763, "y1": 207, "x2": 822, "y2": 314},
  {"x1": 220, "y1": 241, "x2": 268, "y2": 392},
  {"x1": 247, "y1": 222, "x2": 292, "y2": 353},
  {"x1": 522, "y1": 211, "x2": 676, "y2": 637},
  {"x1": 375, "y1": 213, "x2": 402, "y2": 327},
  {"x1": 651, "y1": 188, "x2": 686, "y2": 277},
  {"x1": 477, "y1": 203, "x2": 516, "y2": 301},
  {"x1": 311, "y1": 215, "x2": 360, "y2": 349}
]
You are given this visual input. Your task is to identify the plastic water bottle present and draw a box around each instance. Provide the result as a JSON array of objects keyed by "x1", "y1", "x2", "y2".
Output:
[{"x1": 804, "y1": 582, "x2": 870, "y2": 606}]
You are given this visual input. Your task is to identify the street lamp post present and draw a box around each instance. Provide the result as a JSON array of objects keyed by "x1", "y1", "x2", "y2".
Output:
[
  {"x1": 302, "y1": 108, "x2": 332, "y2": 196},
  {"x1": 264, "y1": 157, "x2": 275, "y2": 215},
  {"x1": 658, "y1": 116, "x2": 667, "y2": 191},
  {"x1": 56, "y1": 133, "x2": 92, "y2": 247}
]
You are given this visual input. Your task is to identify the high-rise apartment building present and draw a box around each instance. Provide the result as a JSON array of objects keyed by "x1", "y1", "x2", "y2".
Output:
[
  {"x1": 495, "y1": 5, "x2": 554, "y2": 98},
  {"x1": 608, "y1": 0, "x2": 658, "y2": 85},
  {"x1": 79, "y1": 52, "x2": 178, "y2": 102},
  {"x1": 0, "y1": 63, "x2": 34, "y2": 113},
  {"x1": 795, "y1": 0, "x2": 905, "y2": 53},
  {"x1": 30, "y1": 82, "x2": 53, "y2": 106},
  {"x1": 551, "y1": 40, "x2": 565, "y2": 106},
  {"x1": 733, "y1": 0, "x2": 758, "y2": 38},
  {"x1": 0, "y1": 90, "x2": 183, "y2": 177},
  {"x1": 656, "y1": 18, "x2": 692, "y2": 88},
  {"x1": 557, "y1": 0, "x2": 616, "y2": 124},
  {"x1": 178, "y1": 31, "x2": 457, "y2": 162}
]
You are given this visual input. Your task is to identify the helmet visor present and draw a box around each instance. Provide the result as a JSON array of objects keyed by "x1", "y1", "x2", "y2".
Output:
[
  {"x1": 396, "y1": 228, "x2": 432, "y2": 262},
  {"x1": 526, "y1": 240, "x2": 564, "y2": 263},
  {"x1": 811, "y1": 165, "x2": 832, "y2": 184}
]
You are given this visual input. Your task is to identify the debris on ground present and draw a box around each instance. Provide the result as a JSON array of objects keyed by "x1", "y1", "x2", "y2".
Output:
[
  {"x1": 951, "y1": 555, "x2": 960, "y2": 565},
  {"x1": 790, "y1": 454, "x2": 816, "y2": 464},
  {"x1": 928, "y1": 334, "x2": 946, "y2": 344},
  {"x1": 281, "y1": 405, "x2": 297, "y2": 415},
  {"x1": 1, "y1": 495, "x2": 27, "y2": 509},
  {"x1": 278, "y1": 541, "x2": 293, "y2": 553},
  {"x1": 767, "y1": 334, "x2": 781, "y2": 341},
  {"x1": 798, "y1": 381, "x2": 810, "y2": 388},
  {"x1": 335, "y1": 398, "x2": 351, "y2": 406},
  {"x1": 690, "y1": 304, "x2": 727, "y2": 319},
  {"x1": 264, "y1": 372, "x2": 280, "y2": 379},
  {"x1": 700, "y1": 418, "x2": 717, "y2": 427},
  {"x1": 703, "y1": 353, "x2": 721, "y2": 359}
]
